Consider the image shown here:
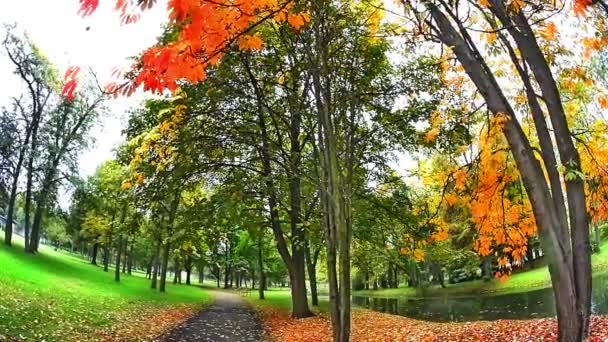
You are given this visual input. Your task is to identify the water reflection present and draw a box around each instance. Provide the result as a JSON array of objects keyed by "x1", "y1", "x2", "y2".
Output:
[{"x1": 352, "y1": 275, "x2": 608, "y2": 322}]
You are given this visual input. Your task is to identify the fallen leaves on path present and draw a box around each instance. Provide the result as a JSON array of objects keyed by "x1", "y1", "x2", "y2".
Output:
[
  {"x1": 92, "y1": 305, "x2": 196, "y2": 341},
  {"x1": 257, "y1": 307, "x2": 608, "y2": 342}
]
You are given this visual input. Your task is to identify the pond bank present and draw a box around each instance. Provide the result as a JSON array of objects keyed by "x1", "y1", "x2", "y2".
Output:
[{"x1": 352, "y1": 241, "x2": 608, "y2": 299}]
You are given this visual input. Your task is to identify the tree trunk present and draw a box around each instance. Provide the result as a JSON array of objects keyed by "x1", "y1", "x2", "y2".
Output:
[
  {"x1": 23, "y1": 109, "x2": 42, "y2": 253},
  {"x1": 103, "y1": 246, "x2": 110, "y2": 272},
  {"x1": 127, "y1": 243, "x2": 133, "y2": 275},
  {"x1": 4, "y1": 159, "x2": 24, "y2": 246},
  {"x1": 151, "y1": 238, "x2": 161, "y2": 289},
  {"x1": 91, "y1": 243, "x2": 99, "y2": 265},
  {"x1": 305, "y1": 242, "x2": 320, "y2": 306},
  {"x1": 115, "y1": 236, "x2": 123, "y2": 282},
  {"x1": 185, "y1": 255, "x2": 192, "y2": 285},
  {"x1": 159, "y1": 241, "x2": 170, "y2": 292},
  {"x1": 258, "y1": 228, "x2": 265, "y2": 300},
  {"x1": 29, "y1": 158, "x2": 60, "y2": 253},
  {"x1": 122, "y1": 241, "x2": 128, "y2": 274}
]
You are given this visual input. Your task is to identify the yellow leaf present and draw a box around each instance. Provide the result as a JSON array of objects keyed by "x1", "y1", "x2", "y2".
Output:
[
  {"x1": 413, "y1": 249, "x2": 425, "y2": 262},
  {"x1": 121, "y1": 180, "x2": 132, "y2": 190}
]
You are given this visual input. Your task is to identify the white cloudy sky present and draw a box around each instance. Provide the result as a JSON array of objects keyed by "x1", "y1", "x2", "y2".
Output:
[{"x1": 0, "y1": 0, "x2": 168, "y2": 177}]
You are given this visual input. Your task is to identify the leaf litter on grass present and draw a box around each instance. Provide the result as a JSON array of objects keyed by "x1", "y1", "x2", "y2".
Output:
[{"x1": 257, "y1": 307, "x2": 608, "y2": 342}]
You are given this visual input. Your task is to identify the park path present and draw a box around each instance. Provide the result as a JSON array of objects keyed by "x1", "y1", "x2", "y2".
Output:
[{"x1": 156, "y1": 291, "x2": 264, "y2": 342}]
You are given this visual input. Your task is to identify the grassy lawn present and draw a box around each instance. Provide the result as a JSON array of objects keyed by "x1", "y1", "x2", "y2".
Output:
[
  {"x1": 353, "y1": 240, "x2": 608, "y2": 299},
  {"x1": 244, "y1": 288, "x2": 330, "y2": 313},
  {"x1": 0, "y1": 235, "x2": 210, "y2": 340}
]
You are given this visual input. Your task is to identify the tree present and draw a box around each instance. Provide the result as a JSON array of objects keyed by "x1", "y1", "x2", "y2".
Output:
[
  {"x1": 27, "y1": 79, "x2": 106, "y2": 253},
  {"x1": 2, "y1": 27, "x2": 53, "y2": 247},
  {"x1": 44, "y1": 213, "x2": 70, "y2": 249},
  {"x1": 396, "y1": 1, "x2": 603, "y2": 339}
]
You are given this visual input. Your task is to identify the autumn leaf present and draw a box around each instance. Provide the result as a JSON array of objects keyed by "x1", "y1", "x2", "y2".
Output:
[
  {"x1": 79, "y1": 0, "x2": 100, "y2": 17},
  {"x1": 598, "y1": 94, "x2": 608, "y2": 109},
  {"x1": 542, "y1": 22, "x2": 558, "y2": 40},
  {"x1": 424, "y1": 127, "x2": 440, "y2": 144},
  {"x1": 287, "y1": 13, "x2": 310, "y2": 31},
  {"x1": 121, "y1": 180, "x2": 132, "y2": 190},
  {"x1": 238, "y1": 35, "x2": 264, "y2": 51},
  {"x1": 413, "y1": 248, "x2": 425, "y2": 262},
  {"x1": 484, "y1": 32, "x2": 497, "y2": 45},
  {"x1": 510, "y1": 0, "x2": 524, "y2": 12},
  {"x1": 61, "y1": 66, "x2": 81, "y2": 101},
  {"x1": 574, "y1": 0, "x2": 593, "y2": 16}
]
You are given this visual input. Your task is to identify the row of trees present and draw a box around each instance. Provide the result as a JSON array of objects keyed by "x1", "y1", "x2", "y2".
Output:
[
  {"x1": 0, "y1": 26, "x2": 105, "y2": 253},
  {"x1": 65, "y1": 0, "x2": 446, "y2": 318}
]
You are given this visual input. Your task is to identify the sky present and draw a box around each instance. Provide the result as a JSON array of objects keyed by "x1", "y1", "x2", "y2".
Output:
[{"x1": 0, "y1": 0, "x2": 168, "y2": 177}]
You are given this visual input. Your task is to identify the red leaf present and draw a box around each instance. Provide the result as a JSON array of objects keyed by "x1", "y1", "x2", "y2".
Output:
[
  {"x1": 62, "y1": 79, "x2": 78, "y2": 101},
  {"x1": 78, "y1": 0, "x2": 100, "y2": 17}
]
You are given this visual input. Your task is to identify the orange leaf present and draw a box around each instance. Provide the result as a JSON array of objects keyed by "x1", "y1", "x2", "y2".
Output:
[{"x1": 238, "y1": 35, "x2": 264, "y2": 51}]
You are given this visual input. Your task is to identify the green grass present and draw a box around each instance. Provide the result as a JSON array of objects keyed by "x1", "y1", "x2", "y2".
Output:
[
  {"x1": 244, "y1": 288, "x2": 330, "y2": 313},
  {"x1": 0, "y1": 235, "x2": 210, "y2": 341},
  {"x1": 353, "y1": 241, "x2": 608, "y2": 299}
]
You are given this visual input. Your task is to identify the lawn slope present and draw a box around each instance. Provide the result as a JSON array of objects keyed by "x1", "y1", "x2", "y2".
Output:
[{"x1": 0, "y1": 237, "x2": 210, "y2": 341}]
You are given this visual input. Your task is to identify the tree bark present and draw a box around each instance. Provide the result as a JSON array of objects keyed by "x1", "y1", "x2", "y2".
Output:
[
  {"x1": 4, "y1": 139, "x2": 28, "y2": 246},
  {"x1": 115, "y1": 236, "x2": 123, "y2": 282},
  {"x1": 305, "y1": 241, "x2": 320, "y2": 306},
  {"x1": 185, "y1": 256, "x2": 192, "y2": 285},
  {"x1": 151, "y1": 238, "x2": 161, "y2": 289},
  {"x1": 91, "y1": 243, "x2": 99, "y2": 265},
  {"x1": 159, "y1": 241, "x2": 170, "y2": 292},
  {"x1": 127, "y1": 243, "x2": 133, "y2": 275},
  {"x1": 258, "y1": 227, "x2": 265, "y2": 300},
  {"x1": 103, "y1": 246, "x2": 110, "y2": 272}
]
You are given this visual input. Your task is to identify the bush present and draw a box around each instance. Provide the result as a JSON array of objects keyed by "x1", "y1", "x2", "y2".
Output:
[{"x1": 446, "y1": 250, "x2": 481, "y2": 283}]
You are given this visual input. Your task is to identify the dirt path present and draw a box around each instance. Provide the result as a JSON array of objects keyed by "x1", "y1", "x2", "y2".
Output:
[{"x1": 156, "y1": 291, "x2": 263, "y2": 342}]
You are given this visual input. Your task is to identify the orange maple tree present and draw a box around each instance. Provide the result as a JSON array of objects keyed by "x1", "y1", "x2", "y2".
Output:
[{"x1": 69, "y1": 0, "x2": 308, "y2": 97}]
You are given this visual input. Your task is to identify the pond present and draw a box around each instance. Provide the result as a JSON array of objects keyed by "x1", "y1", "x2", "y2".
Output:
[{"x1": 351, "y1": 275, "x2": 608, "y2": 322}]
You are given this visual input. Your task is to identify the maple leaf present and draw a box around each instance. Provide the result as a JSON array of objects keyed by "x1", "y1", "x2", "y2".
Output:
[
  {"x1": 424, "y1": 127, "x2": 440, "y2": 144},
  {"x1": 510, "y1": 0, "x2": 524, "y2": 12},
  {"x1": 542, "y1": 22, "x2": 558, "y2": 40},
  {"x1": 61, "y1": 66, "x2": 81, "y2": 101},
  {"x1": 79, "y1": 0, "x2": 100, "y2": 17},
  {"x1": 238, "y1": 35, "x2": 265, "y2": 51},
  {"x1": 598, "y1": 94, "x2": 608, "y2": 109},
  {"x1": 574, "y1": 0, "x2": 593, "y2": 16},
  {"x1": 287, "y1": 13, "x2": 310, "y2": 31}
]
